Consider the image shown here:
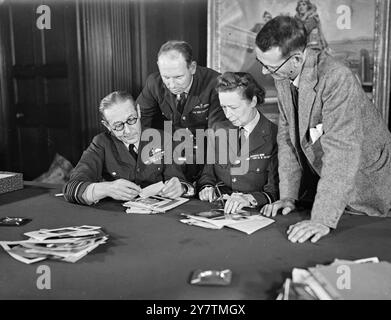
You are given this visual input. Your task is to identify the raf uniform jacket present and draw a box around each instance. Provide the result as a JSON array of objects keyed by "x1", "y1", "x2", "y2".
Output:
[
  {"x1": 197, "y1": 111, "x2": 279, "y2": 207},
  {"x1": 63, "y1": 130, "x2": 187, "y2": 205},
  {"x1": 136, "y1": 65, "x2": 226, "y2": 133},
  {"x1": 276, "y1": 48, "x2": 391, "y2": 229},
  {"x1": 136, "y1": 65, "x2": 227, "y2": 182}
]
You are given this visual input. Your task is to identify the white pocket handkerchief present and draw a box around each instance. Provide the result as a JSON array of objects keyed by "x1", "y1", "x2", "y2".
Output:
[{"x1": 309, "y1": 123, "x2": 323, "y2": 144}]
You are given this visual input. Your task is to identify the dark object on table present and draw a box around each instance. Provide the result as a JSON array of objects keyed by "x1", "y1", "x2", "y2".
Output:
[
  {"x1": 190, "y1": 269, "x2": 232, "y2": 286},
  {"x1": 0, "y1": 217, "x2": 32, "y2": 226},
  {"x1": 0, "y1": 172, "x2": 23, "y2": 195}
]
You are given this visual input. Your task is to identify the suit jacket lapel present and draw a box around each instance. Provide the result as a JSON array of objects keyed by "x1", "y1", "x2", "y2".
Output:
[
  {"x1": 298, "y1": 50, "x2": 319, "y2": 144},
  {"x1": 277, "y1": 80, "x2": 299, "y2": 143}
]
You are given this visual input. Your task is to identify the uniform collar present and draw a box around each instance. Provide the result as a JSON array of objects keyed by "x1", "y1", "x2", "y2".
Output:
[
  {"x1": 176, "y1": 76, "x2": 193, "y2": 99},
  {"x1": 241, "y1": 110, "x2": 260, "y2": 138},
  {"x1": 124, "y1": 140, "x2": 139, "y2": 152}
]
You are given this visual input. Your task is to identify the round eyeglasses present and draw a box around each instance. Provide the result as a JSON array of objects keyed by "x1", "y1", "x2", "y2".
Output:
[
  {"x1": 256, "y1": 53, "x2": 300, "y2": 74},
  {"x1": 111, "y1": 116, "x2": 138, "y2": 131}
]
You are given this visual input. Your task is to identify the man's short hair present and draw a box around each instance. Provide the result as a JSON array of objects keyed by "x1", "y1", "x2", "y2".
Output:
[
  {"x1": 99, "y1": 91, "x2": 135, "y2": 121},
  {"x1": 216, "y1": 72, "x2": 265, "y2": 105},
  {"x1": 157, "y1": 40, "x2": 194, "y2": 66},
  {"x1": 255, "y1": 16, "x2": 307, "y2": 58}
]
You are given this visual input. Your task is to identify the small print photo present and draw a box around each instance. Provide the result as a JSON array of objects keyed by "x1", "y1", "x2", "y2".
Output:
[{"x1": 194, "y1": 209, "x2": 225, "y2": 219}]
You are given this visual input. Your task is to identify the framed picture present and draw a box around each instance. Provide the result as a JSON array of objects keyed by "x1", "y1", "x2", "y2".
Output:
[{"x1": 207, "y1": 0, "x2": 391, "y2": 125}]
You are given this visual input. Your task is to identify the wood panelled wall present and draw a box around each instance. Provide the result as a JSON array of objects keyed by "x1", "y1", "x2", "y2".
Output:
[
  {"x1": 142, "y1": 0, "x2": 208, "y2": 74},
  {"x1": 0, "y1": 0, "x2": 81, "y2": 179},
  {"x1": 78, "y1": 0, "x2": 208, "y2": 143},
  {"x1": 0, "y1": 0, "x2": 208, "y2": 177},
  {"x1": 0, "y1": 7, "x2": 12, "y2": 170}
]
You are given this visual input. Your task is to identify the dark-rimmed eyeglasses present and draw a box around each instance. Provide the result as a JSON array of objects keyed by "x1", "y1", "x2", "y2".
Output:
[
  {"x1": 256, "y1": 53, "x2": 301, "y2": 74},
  {"x1": 111, "y1": 116, "x2": 138, "y2": 131}
]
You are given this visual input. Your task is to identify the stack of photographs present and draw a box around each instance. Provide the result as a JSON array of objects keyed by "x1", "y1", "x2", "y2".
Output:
[
  {"x1": 275, "y1": 257, "x2": 391, "y2": 300},
  {"x1": 180, "y1": 209, "x2": 274, "y2": 235},
  {"x1": 0, "y1": 226, "x2": 108, "y2": 264},
  {"x1": 123, "y1": 195, "x2": 189, "y2": 214}
]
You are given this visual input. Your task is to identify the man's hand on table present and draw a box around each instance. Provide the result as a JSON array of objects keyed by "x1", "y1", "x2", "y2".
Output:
[
  {"x1": 260, "y1": 198, "x2": 296, "y2": 217},
  {"x1": 260, "y1": 199, "x2": 330, "y2": 243},
  {"x1": 98, "y1": 179, "x2": 141, "y2": 201},
  {"x1": 224, "y1": 193, "x2": 251, "y2": 215},
  {"x1": 287, "y1": 220, "x2": 330, "y2": 243},
  {"x1": 199, "y1": 186, "x2": 216, "y2": 202},
  {"x1": 159, "y1": 177, "x2": 183, "y2": 199}
]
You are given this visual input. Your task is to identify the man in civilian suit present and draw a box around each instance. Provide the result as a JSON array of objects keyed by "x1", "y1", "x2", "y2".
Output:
[
  {"x1": 255, "y1": 16, "x2": 391, "y2": 243},
  {"x1": 63, "y1": 91, "x2": 191, "y2": 205},
  {"x1": 136, "y1": 40, "x2": 226, "y2": 184}
]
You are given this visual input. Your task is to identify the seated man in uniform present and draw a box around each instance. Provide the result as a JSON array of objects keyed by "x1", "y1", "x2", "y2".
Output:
[
  {"x1": 136, "y1": 40, "x2": 227, "y2": 184},
  {"x1": 63, "y1": 91, "x2": 191, "y2": 205},
  {"x1": 198, "y1": 72, "x2": 279, "y2": 214}
]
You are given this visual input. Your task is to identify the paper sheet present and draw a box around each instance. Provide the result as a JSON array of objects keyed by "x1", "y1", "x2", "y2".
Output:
[
  {"x1": 225, "y1": 215, "x2": 275, "y2": 235},
  {"x1": 182, "y1": 214, "x2": 274, "y2": 235},
  {"x1": 139, "y1": 181, "x2": 164, "y2": 198}
]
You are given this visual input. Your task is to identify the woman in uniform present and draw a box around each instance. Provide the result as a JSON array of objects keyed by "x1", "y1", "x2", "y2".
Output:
[{"x1": 197, "y1": 72, "x2": 279, "y2": 214}]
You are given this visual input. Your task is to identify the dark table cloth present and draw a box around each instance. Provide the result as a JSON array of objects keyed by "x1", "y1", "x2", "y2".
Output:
[{"x1": 0, "y1": 182, "x2": 390, "y2": 299}]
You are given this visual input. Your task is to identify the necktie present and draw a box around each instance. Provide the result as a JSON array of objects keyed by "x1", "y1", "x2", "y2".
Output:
[
  {"x1": 238, "y1": 127, "x2": 246, "y2": 152},
  {"x1": 128, "y1": 144, "x2": 138, "y2": 161},
  {"x1": 176, "y1": 92, "x2": 187, "y2": 115},
  {"x1": 290, "y1": 83, "x2": 299, "y2": 111}
]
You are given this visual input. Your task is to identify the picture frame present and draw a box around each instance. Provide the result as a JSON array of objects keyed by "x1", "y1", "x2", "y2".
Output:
[{"x1": 207, "y1": 0, "x2": 391, "y2": 125}]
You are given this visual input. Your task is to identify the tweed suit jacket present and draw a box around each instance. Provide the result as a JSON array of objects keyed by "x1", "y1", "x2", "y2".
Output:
[{"x1": 276, "y1": 49, "x2": 391, "y2": 228}]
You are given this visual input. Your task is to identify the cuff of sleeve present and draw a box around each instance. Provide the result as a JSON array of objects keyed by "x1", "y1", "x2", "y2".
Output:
[
  {"x1": 180, "y1": 181, "x2": 195, "y2": 197},
  {"x1": 63, "y1": 180, "x2": 91, "y2": 205},
  {"x1": 262, "y1": 192, "x2": 273, "y2": 204},
  {"x1": 251, "y1": 192, "x2": 270, "y2": 208},
  {"x1": 198, "y1": 184, "x2": 214, "y2": 193},
  {"x1": 280, "y1": 189, "x2": 300, "y2": 202},
  {"x1": 244, "y1": 194, "x2": 258, "y2": 208},
  {"x1": 311, "y1": 212, "x2": 340, "y2": 229}
]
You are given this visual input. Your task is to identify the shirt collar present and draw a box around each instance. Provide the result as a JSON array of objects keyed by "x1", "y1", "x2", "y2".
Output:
[
  {"x1": 292, "y1": 73, "x2": 300, "y2": 88},
  {"x1": 291, "y1": 48, "x2": 307, "y2": 88},
  {"x1": 124, "y1": 140, "x2": 139, "y2": 152},
  {"x1": 242, "y1": 110, "x2": 260, "y2": 137}
]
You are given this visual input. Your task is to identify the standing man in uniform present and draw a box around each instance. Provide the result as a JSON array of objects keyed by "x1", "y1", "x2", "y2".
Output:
[
  {"x1": 136, "y1": 40, "x2": 226, "y2": 186},
  {"x1": 255, "y1": 16, "x2": 391, "y2": 243}
]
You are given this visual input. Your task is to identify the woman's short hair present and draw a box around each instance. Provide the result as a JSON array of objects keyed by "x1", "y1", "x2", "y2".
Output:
[
  {"x1": 216, "y1": 72, "x2": 265, "y2": 105},
  {"x1": 99, "y1": 91, "x2": 135, "y2": 121}
]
